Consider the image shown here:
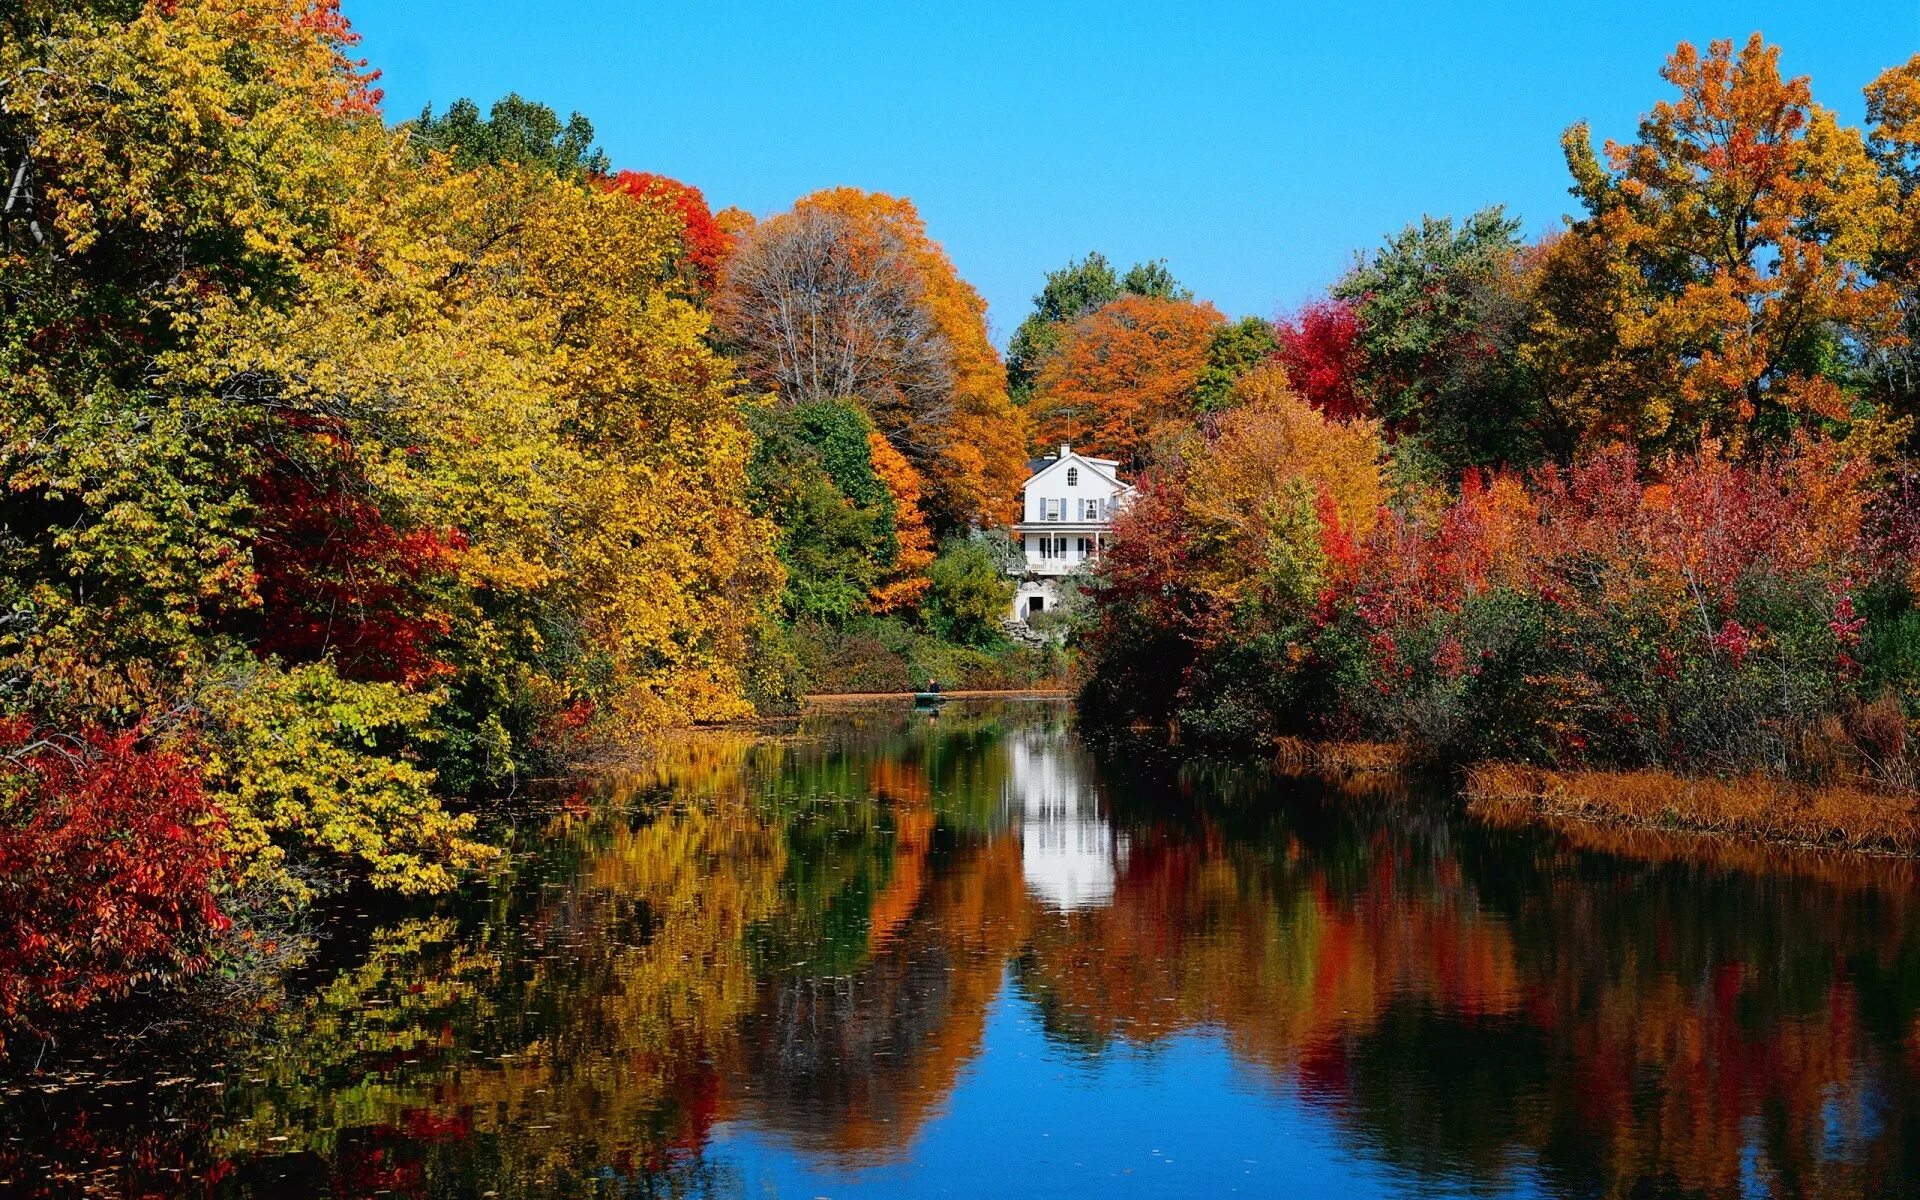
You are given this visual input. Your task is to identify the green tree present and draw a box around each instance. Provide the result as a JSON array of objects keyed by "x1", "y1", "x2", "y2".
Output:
[
  {"x1": 1332, "y1": 207, "x2": 1546, "y2": 473},
  {"x1": 1194, "y1": 316, "x2": 1280, "y2": 412},
  {"x1": 923, "y1": 535, "x2": 1016, "y2": 647},
  {"x1": 747, "y1": 399, "x2": 899, "y2": 621},
  {"x1": 411, "y1": 93, "x2": 609, "y2": 176}
]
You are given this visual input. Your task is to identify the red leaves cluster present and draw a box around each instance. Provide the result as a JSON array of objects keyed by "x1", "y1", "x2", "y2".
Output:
[
  {"x1": 607, "y1": 171, "x2": 731, "y2": 291},
  {"x1": 0, "y1": 721, "x2": 230, "y2": 1041},
  {"x1": 1346, "y1": 443, "x2": 1872, "y2": 634},
  {"x1": 250, "y1": 451, "x2": 461, "y2": 688},
  {"x1": 1274, "y1": 299, "x2": 1366, "y2": 420}
]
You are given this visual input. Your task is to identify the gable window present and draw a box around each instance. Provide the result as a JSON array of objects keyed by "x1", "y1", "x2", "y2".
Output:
[{"x1": 1066, "y1": 467, "x2": 1078, "y2": 486}]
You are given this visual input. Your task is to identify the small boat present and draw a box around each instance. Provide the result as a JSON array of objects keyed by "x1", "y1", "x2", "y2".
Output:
[{"x1": 912, "y1": 690, "x2": 950, "y2": 707}]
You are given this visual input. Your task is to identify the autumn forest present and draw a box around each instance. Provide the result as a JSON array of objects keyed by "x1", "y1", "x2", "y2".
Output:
[{"x1": 3, "y1": 0, "x2": 1920, "y2": 1084}]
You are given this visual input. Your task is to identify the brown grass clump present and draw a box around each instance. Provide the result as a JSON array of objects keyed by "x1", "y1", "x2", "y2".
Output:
[
  {"x1": 1466, "y1": 763, "x2": 1920, "y2": 856},
  {"x1": 1272, "y1": 737, "x2": 1409, "y2": 775}
]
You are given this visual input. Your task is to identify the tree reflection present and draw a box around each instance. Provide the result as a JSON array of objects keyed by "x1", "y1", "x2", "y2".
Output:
[{"x1": 6, "y1": 701, "x2": 1920, "y2": 1198}]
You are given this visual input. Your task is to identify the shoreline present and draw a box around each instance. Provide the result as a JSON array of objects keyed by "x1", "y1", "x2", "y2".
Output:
[
  {"x1": 1463, "y1": 762, "x2": 1920, "y2": 858},
  {"x1": 1264, "y1": 735, "x2": 1920, "y2": 858},
  {"x1": 804, "y1": 689, "x2": 1072, "y2": 702}
]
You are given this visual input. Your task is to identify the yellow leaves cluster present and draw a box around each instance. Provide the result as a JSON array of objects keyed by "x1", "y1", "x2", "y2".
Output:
[
  {"x1": 199, "y1": 662, "x2": 495, "y2": 901},
  {"x1": 1177, "y1": 364, "x2": 1386, "y2": 607},
  {"x1": 4, "y1": 0, "x2": 377, "y2": 261}
]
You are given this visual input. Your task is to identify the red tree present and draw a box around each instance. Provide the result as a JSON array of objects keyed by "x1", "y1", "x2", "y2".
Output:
[
  {"x1": 250, "y1": 446, "x2": 461, "y2": 688},
  {"x1": 0, "y1": 721, "x2": 230, "y2": 1043},
  {"x1": 1274, "y1": 299, "x2": 1366, "y2": 420}
]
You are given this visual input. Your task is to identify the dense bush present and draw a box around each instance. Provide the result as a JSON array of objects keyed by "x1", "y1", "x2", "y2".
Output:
[
  {"x1": 0, "y1": 722, "x2": 230, "y2": 1046},
  {"x1": 1084, "y1": 433, "x2": 1920, "y2": 788}
]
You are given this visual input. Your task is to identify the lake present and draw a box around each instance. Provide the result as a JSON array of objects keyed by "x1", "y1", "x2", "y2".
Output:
[{"x1": 6, "y1": 699, "x2": 1920, "y2": 1198}]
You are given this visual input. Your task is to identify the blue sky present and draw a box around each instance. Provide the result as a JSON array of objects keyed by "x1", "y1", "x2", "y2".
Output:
[{"x1": 346, "y1": 1, "x2": 1917, "y2": 344}]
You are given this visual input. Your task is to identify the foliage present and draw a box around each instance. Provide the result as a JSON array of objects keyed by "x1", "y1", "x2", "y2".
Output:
[
  {"x1": 1029, "y1": 294, "x2": 1224, "y2": 467},
  {"x1": 1332, "y1": 207, "x2": 1546, "y2": 471},
  {"x1": 0, "y1": 720, "x2": 229, "y2": 1044},
  {"x1": 1533, "y1": 36, "x2": 1898, "y2": 454},
  {"x1": 923, "y1": 536, "x2": 1018, "y2": 650},
  {"x1": 411, "y1": 93, "x2": 609, "y2": 176},
  {"x1": 1081, "y1": 376, "x2": 1386, "y2": 740},
  {"x1": 866, "y1": 430, "x2": 936, "y2": 611},
  {"x1": 1273, "y1": 299, "x2": 1366, "y2": 420},
  {"x1": 0, "y1": 0, "x2": 787, "y2": 1031},
  {"x1": 747, "y1": 399, "x2": 899, "y2": 622},
  {"x1": 1005, "y1": 252, "x2": 1189, "y2": 403},
  {"x1": 605, "y1": 170, "x2": 732, "y2": 294},
  {"x1": 716, "y1": 189, "x2": 1027, "y2": 530},
  {"x1": 1193, "y1": 316, "x2": 1279, "y2": 412}
]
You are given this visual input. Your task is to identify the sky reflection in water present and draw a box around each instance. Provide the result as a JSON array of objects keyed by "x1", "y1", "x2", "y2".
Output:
[{"x1": 5, "y1": 699, "x2": 1919, "y2": 1198}]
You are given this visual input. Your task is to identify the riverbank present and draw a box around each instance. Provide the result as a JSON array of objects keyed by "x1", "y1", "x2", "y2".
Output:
[
  {"x1": 1465, "y1": 762, "x2": 1920, "y2": 856},
  {"x1": 806, "y1": 688, "x2": 1072, "y2": 702}
]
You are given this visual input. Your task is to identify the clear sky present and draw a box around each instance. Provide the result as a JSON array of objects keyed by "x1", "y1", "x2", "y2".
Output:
[{"x1": 345, "y1": 1, "x2": 1917, "y2": 344}]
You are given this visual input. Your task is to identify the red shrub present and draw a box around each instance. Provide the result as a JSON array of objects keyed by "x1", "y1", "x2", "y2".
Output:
[{"x1": 0, "y1": 720, "x2": 230, "y2": 1043}]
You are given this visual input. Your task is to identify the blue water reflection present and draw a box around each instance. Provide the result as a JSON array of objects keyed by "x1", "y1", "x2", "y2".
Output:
[{"x1": 4, "y1": 699, "x2": 1918, "y2": 1199}]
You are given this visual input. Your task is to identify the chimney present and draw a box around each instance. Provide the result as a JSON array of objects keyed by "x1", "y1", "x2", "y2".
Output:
[{"x1": 1058, "y1": 442, "x2": 1070, "y2": 459}]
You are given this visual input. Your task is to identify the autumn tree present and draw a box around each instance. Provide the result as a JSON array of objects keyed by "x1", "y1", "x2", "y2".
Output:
[
  {"x1": 1333, "y1": 207, "x2": 1548, "y2": 472},
  {"x1": 1531, "y1": 35, "x2": 1898, "y2": 454},
  {"x1": 1005, "y1": 253, "x2": 1190, "y2": 402},
  {"x1": 1273, "y1": 299, "x2": 1366, "y2": 420},
  {"x1": 1029, "y1": 294, "x2": 1224, "y2": 466},
  {"x1": 1865, "y1": 56, "x2": 1920, "y2": 419},
  {"x1": 606, "y1": 170, "x2": 732, "y2": 295},
  {"x1": 716, "y1": 188, "x2": 1027, "y2": 529},
  {"x1": 1193, "y1": 316, "x2": 1279, "y2": 412}
]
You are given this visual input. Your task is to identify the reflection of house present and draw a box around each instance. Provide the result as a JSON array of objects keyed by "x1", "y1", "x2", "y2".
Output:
[
  {"x1": 1007, "y1": 443, "x2": 1133, "y2": 623},
  {"x1": 1005, "y1": 728, "x2": 1126, "y2": 911}
]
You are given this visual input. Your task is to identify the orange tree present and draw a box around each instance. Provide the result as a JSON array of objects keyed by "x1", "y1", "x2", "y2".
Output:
[
  {"x1": 716, "y1": 189, "x2": 1027, "y2": 531},
  {"x1": 1029, "y1": 294, "x2": 1224, "y2": 468},
  {"x1": 1532, "y1": 35, "x2": 1899, "y2": 454}
]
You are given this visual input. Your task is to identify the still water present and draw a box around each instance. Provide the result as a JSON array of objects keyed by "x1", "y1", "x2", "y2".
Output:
[{"x1": 6, "y1": 699, "x2": 1920, "y2": 1198}]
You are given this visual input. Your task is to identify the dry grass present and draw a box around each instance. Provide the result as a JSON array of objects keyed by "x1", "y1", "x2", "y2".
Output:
[
  {"x1": 1272, "y1": 737, "x2": 1410, "y2": 774},
  {"x1": 1466, "y1": 762, "x2": 1920, "y2": 856}
]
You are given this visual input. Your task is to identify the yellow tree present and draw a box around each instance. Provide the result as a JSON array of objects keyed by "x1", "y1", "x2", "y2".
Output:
[
  {"x1": 1179, "y1": 362, "x2": 1387, "y2": 607},
  {"x1": 1532, "y1": 35, "x2": 1898, "y2": 452},
  {"x1": 1029, "y1": 294, "x2": 1224, "y2": 467}
]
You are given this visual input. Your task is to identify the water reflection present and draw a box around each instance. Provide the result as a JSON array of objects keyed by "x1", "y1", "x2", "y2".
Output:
[
  {"x1": 1009, "y1": 724, "x2": 1126, "y2": 911},
  {"x1": 5, "y1": 700, "x2": 1920, "y2": 1198}
]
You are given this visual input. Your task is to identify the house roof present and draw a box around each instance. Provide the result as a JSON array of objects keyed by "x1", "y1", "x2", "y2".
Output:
[{"x1": 1021, "y1": 445, "x2": 1128, "y2": 490}]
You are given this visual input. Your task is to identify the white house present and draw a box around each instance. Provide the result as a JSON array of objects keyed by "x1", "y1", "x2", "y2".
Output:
[
  {"x1": 1004, "y1": 725, "x2": 1126, "y2": 911},
  {"x1": 1008, "y1": 443, "x2": 1132, "y2": 623}
]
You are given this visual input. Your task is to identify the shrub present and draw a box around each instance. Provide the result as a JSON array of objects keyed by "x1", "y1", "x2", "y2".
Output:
[{"x1": 0, "y1": 721, "x2": 230, "y2": 1047}]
